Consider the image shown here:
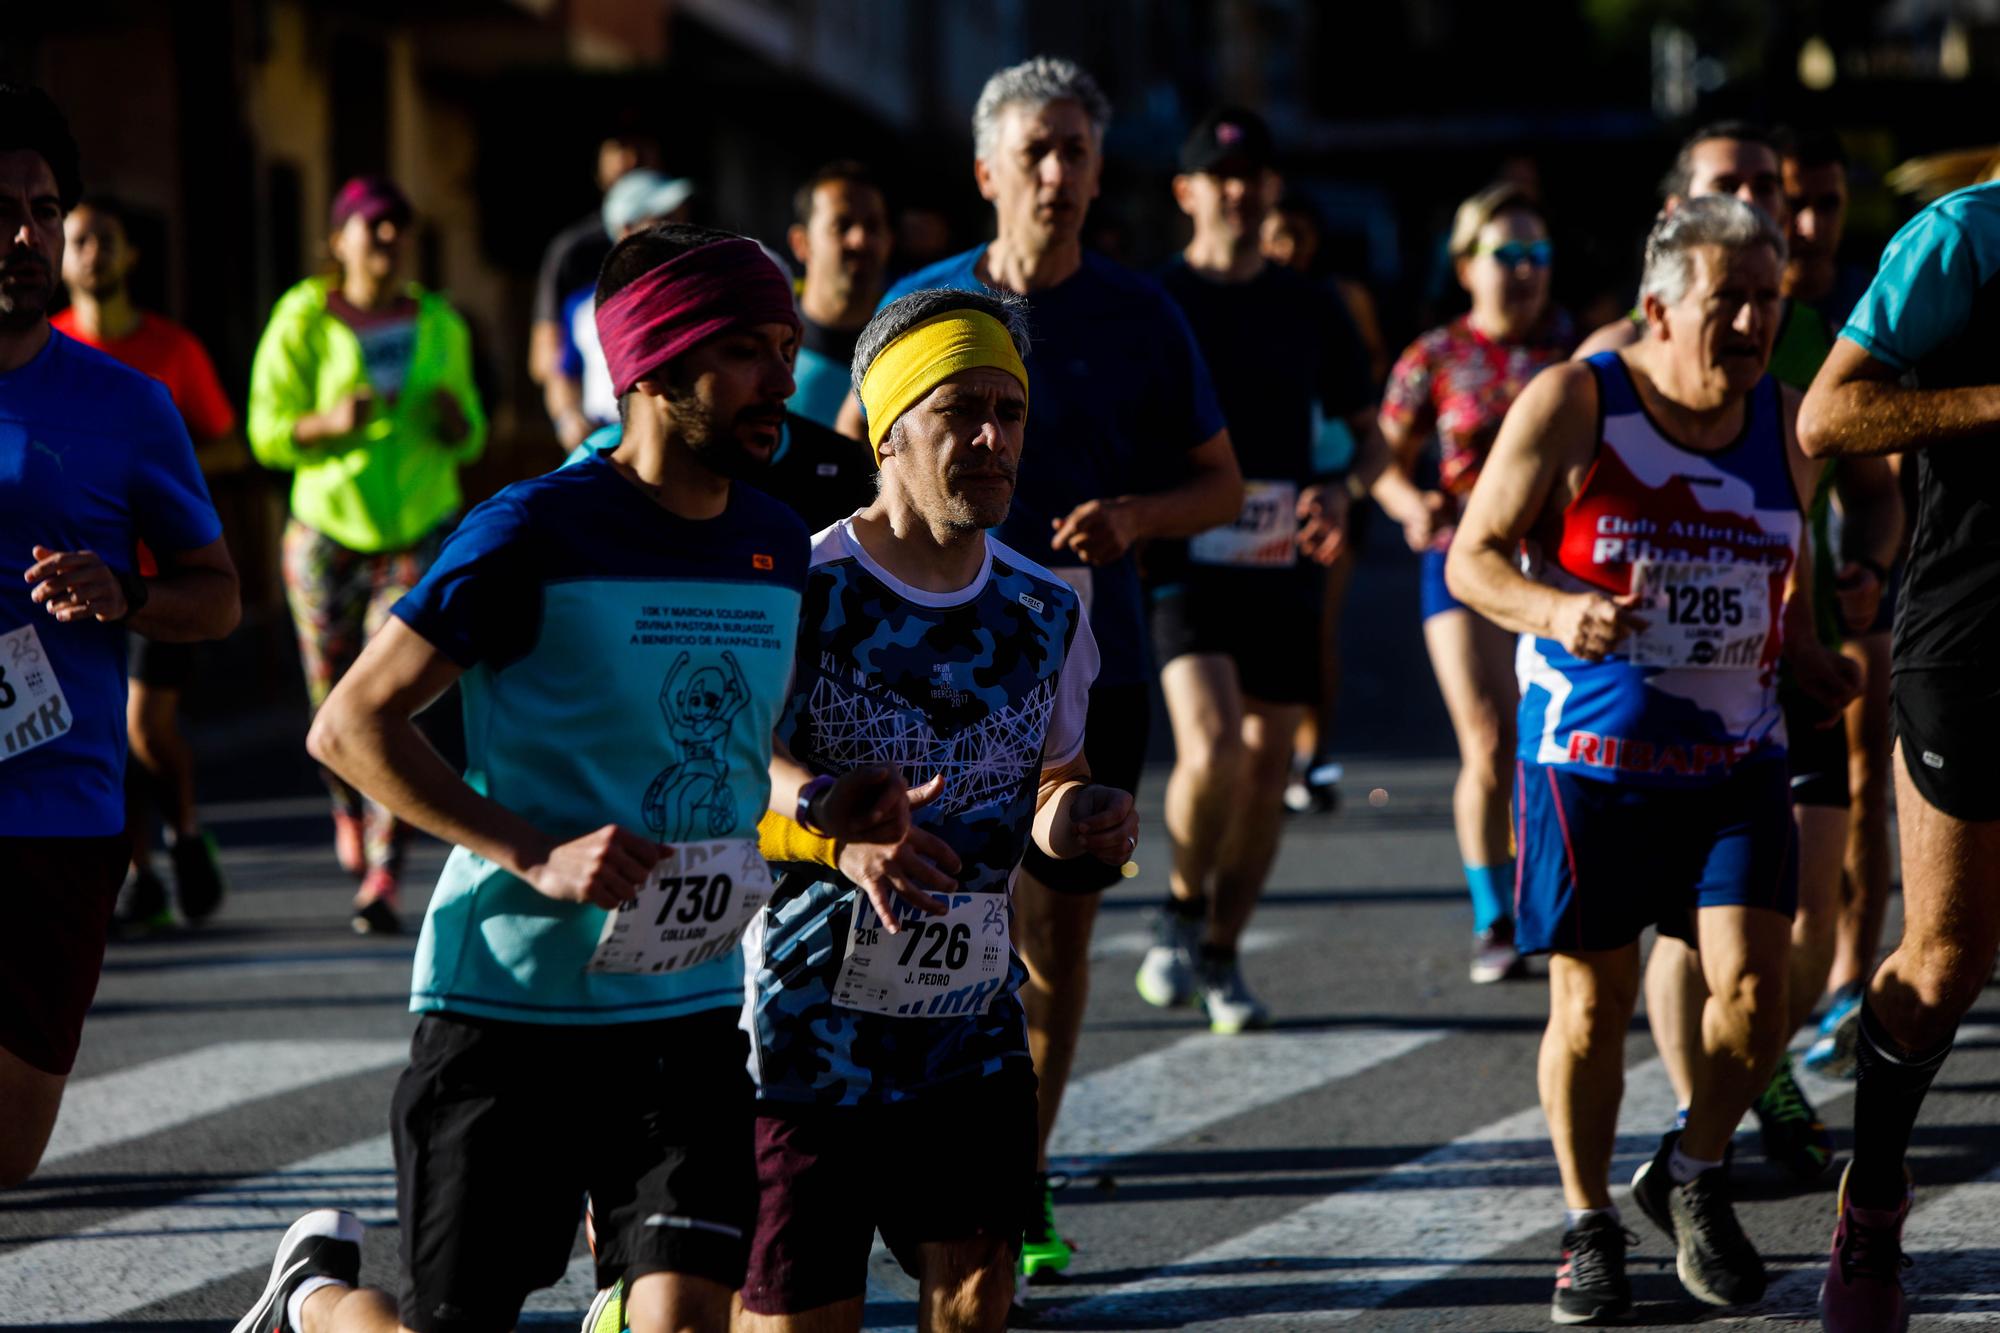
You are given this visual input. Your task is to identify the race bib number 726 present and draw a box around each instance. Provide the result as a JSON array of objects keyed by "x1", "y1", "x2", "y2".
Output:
[
  {"x1": 833, "y1": 891, "x2": 1011, "y2": 1018},
  {"x1": 586, "y1": 838, "x2": 771, "y2": 974}
]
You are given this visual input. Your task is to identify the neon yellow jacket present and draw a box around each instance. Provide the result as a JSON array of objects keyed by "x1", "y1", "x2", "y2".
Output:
[{"x1": 248, "y1": 276, "x2": 487, "y2": 553}]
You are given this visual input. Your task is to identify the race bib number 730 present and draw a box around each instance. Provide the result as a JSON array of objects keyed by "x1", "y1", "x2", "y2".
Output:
[{"x1": 586, "y1": 838, "x2": 772, "y2": 974}]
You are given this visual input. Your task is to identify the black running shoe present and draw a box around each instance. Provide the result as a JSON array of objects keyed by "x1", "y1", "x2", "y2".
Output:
[
  {"x1": 1753, "y1": 1054, "x2": 1834, "y2": 1182},
  {"x1": 113, "y1": 866, "x2": 175, "y2": 935},
  {"x1": 230, "y1": 1209, "x2": 363, "y2": 1333},
  {"x1": 1631, "y1": 1130, "x2": 1767, "y2": 1306},
  {"x1": 171, "y1": 829, "x2": 227, "y2": 924},
  {"x1": 1552, "y1": 1213, "x2": 1635, "y2": 1325}
]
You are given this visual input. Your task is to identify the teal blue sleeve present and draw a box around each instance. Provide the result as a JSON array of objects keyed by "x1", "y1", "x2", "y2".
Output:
[{"x1": 1841, "y1": 205, "x2": 1993, "y2": 370}]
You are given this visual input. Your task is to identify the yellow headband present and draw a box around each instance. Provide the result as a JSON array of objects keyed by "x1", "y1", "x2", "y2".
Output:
[{"x1": 858, "y1": 309, "x2": 1029, "y2": 459}]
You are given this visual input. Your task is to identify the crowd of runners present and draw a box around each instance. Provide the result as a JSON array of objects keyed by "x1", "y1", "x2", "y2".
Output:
[{"x1": 2, "y1": 48, "x2": 1996, "y2": 1333}]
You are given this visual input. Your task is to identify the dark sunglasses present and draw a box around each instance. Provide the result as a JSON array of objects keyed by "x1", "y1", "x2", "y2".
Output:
[{"x1": 1479, "y1": 240, "x2": 1553, "y2": 268}]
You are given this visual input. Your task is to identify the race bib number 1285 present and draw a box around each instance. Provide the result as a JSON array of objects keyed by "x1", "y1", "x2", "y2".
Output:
[{"x1": 1627, "y1": 559, "x2": 1771, "y2": 671}]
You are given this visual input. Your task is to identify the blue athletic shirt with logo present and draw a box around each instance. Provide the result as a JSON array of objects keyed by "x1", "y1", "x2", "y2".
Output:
[
  {"x1": 1841, "y1": 181, "x2": 2000, "y2": 671},
  {"x1": 0, "y1": 331, "x2": 221, "y2": 837},
  {"x1": 1515, "y1": 354, "x2": 1800, "y2": 788},
  {"x1": 392, "y1": 453, "x2": 808, "y2": 1023},
  {"x1": 878, "y1": 248, "x2": 1226, "y2": 688},
  {"x1": 744, "y1": 519, "x2": 1097, "y2": 1104}
]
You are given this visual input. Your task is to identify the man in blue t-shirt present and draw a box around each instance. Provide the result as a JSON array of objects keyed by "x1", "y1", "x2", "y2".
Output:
[
  {"x1": 738, "y1": 289, "x2": 1136, "y2": 1333},
  {"x1": 1142, "y1": 106, "x2": 1379, "y2": 1037},
  {"x1": 236, "y1": 225, "x2": 914, "y2": 1333},
  {"x1": 0, "y1": 84, "x2": 239, "y2": 1188},
  {"x1": 838, "y1": 56, "x2": 1243, "y2": 1272},
  {"x1": 1799, "y1": 180, "x2": 2000, "y2": 1333}
]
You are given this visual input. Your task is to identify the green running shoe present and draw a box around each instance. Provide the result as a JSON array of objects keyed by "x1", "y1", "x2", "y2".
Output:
[
  {"x1": 1020, "y1": 1171, "x2": 1073, "y2": 1281},
  {"x1": 581, "y1": 1279, "x2": 625, "y2": 1333},
  {"x1": 1754, "y1": 1053, "x2": 1835, "y2": 1182}
]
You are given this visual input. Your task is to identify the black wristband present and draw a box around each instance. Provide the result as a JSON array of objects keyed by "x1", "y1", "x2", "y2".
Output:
[
  {"x1": 111, "y1": 566, "x2": 149, "y2": 623},
  {"x1": 797, "y1": 774, "x2": 837, "y2": 836}
]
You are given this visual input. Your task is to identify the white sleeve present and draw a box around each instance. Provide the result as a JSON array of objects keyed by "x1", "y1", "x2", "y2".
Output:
[{"x1": 1041, "y1": 606, "x2": 1099, "y2": 769}]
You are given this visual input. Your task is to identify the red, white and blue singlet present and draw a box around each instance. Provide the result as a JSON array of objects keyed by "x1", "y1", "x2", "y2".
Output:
[{"x1": 1515, "y1": 353, "x2": 1802, "y2": 789}]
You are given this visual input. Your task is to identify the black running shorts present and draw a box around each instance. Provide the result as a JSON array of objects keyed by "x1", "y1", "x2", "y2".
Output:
[
  {"x1": 739, "y1": 1068, "x2": 1037, "y2": 1315},
  {"x1": 391, "y1": 1007, "x2": 754, "y2": 1333},
  {"x1": 126, "y1": 634, "x2": 196, "y2": 691},
  {"x1": 1150, "y1": 568, "x2": 1322, "y2": 707},
  {"x1": 1018, "y1": 681, "x2": 1148, "y2": 894},
  {"x1": 0, "y1": 834, "x2": 130, "y2": 1075},
  {"x1": 1893, "y1": 666, "x2": 2000, "y2": 823}
]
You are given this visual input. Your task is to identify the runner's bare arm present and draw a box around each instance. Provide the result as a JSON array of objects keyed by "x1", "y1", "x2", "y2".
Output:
[
  {"x1": 307, "y1": 617, "x2": 662, "y2": 909},
  {"x1": 1447, "y1": 363, "x2": 1644, "y2": 659},
  {"x1": 24, "y1": 536, "x2": 238, "y2": 643},
  {"x1": 1799, "y1": 336, "x2": 2000, "y2": 458},
  {"x1": 1371, "y1": 393, "x2": 1449, "y2": 549},
  {"x1": 1033, "y1": 751, "x2": 1138, "y2": 864},
  {"x1": 1050, "y1": 429, "x2": 1244, "y2": 565},
  {"x1": 1783, "y1": 381, "x2": 1905, "y2": 634},
  {"x1": 1783, "y1": 524, "x2": 1864, "y2": 715}
]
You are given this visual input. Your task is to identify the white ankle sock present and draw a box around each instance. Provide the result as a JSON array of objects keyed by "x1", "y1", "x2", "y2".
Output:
[
  {"x1": 1668, "y1": 1143, "x2": 1722, "y2": 1184},
  {"x1": 286, "y1": 1276, "x2": 346, "y2": 1332}
]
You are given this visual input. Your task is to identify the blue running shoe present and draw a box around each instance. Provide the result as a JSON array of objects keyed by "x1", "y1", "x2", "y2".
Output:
[{"x1": 1803, "y1": 985, "x2": 1864, "y2": 1080}]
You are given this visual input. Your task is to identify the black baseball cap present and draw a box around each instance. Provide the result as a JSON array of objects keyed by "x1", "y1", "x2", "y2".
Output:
[{"x1": 1180, "y1": 106, "x2": 1275, "y2": 175}]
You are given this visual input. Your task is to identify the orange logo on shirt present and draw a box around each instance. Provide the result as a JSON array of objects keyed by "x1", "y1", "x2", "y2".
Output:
[{"x1": 752, "y1": 553, "x2": 774, "y2": 571}]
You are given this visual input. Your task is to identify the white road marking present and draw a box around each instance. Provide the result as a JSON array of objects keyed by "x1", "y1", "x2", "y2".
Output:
[{"x1": 43, "y1": 1040, "x2": 408, "y2": 1166}]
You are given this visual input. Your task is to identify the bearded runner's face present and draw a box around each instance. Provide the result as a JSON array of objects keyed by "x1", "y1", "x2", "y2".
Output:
[
  {"x1": 881, "y1": 365, "x2": 1026, "y2": 534},
  {"x1": 0, "y1": 149, "x2": 63, "y2": 329},
  {"x1": 656, "y1": 321, "x2": 799, "y2": 480}
]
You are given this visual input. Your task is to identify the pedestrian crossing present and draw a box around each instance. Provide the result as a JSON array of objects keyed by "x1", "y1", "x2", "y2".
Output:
[{"x1": 8, "y1": 1020, "x2": 1997, "y2": 1329}]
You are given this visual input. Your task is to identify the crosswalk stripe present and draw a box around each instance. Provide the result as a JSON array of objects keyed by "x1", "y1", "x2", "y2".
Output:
[
  {"x1": 1051, "y1": 1025, "x2": 1448, "y2": 1166},
  {"x1": 43, "y1": 1040, "x2": 409, "y2": 1166},
  {"x1": 0, "y1": 1135, "x2": 396, "y2": 1324}
]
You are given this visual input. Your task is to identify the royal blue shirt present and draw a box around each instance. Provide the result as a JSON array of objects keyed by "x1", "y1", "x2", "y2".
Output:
[
  {"x1": 0, "y1": 331, "x2": 221, "y2": 837},
  {"x1": 880, "y1": 248, "x2": 1226, "y2": 687},
  {"x1": 392, "y1": 454, "x2": 808, "y2": 1023}
]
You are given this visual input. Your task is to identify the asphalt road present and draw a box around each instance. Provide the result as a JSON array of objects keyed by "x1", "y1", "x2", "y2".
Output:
[{"x1": 5, "y1": 536, "x2": 1997, "y2": 1331}]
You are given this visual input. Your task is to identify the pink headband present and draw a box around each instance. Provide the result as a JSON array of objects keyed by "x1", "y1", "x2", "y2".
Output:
[{"x1": 595, "y1": 238, "x2": 800, "y2": 398}]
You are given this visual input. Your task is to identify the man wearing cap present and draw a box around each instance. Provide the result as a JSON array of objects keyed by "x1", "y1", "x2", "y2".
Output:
[
  {"x1": 841, "y1": 54, "x2": 1243, "y2": 1276},
  {"x1": 1138, "y1": 106, "x2": 1379, "y2": 1035},
  {"x1": 738, "y1": 286, "x2": 1137, "y2": 1333},
  {"x1": 554, "y1": 169, "x2": 696, "y2": 436},
  {"x1": 234, "y1": 223, "x2": 915, "y2": 1333}
]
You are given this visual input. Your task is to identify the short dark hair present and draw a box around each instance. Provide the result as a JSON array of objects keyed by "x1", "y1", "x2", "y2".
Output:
[
  {"x1": 594, "y1": 220, "x2": 740, "y2": 309},
  {"x1": 1661, "y1": 120, "x2": 1775, "y2": 201},
  {"x1": 792, "y1": 160, "x2": 884, "y2": 228},
  {"x1": 72, "y1": 194, "x2": 137, "y2": 238},
  {"x1": 0, "y1": 84, "x2": 83, "y2": 211},
  {"x1": 1777, "y1": 126, "x2": 1849, "y2": 173}
]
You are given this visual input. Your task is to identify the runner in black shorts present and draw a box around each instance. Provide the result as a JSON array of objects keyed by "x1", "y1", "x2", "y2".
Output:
[
  {"x1": 1140, "y1": 106, "x2": 1376, "y2": 1035},
  {"x1": 0, "y1": 84, "x2": 239, "y2": 1186},
  {"x1": 1801, "y1": 176, "x2": 2000, "y2": 1332},
  {"x1": 232, "y1": 225, "x2": 911, "y2": 1333}
]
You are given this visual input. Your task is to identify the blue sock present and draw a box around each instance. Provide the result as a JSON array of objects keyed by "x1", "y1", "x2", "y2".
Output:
[{"x1": 1464, "y1": 862, "x2": 1512, "y2": 934}]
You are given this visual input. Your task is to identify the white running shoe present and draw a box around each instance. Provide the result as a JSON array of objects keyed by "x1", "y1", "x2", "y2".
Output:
[
  {"x1": 1199, "y1": 956, "x2": 1271, "y2": 1034},
  {"x1": 231, "y1": 1209, "x2": 363, "y2": 1333},
  {"x1": 1136, "y1": 907, "x2": 1202, "y2": 1008}
]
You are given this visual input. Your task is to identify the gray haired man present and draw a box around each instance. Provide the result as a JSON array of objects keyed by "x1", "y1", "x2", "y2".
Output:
[{"x1": 1446, "y1": 197, "x2": 1852, "y2": 1324}]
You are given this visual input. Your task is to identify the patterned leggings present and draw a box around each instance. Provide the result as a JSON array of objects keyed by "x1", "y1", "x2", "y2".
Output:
[{"x1": 281, "y1": 519, "x2": 443, "y2": 875}]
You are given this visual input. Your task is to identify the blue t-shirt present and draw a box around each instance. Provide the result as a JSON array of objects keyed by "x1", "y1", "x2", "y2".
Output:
[
  {"x1": 746, "y1": 520, "x2": 1097, "y2": 1104},
  {"x1": 392, "y1": 454, "x2": 808, "y2": 1023},
  {"x1": 1, "y1": 331, "x2": 221, "y2": 837},
  {"x1": 879, "y1": 248, "x2": 1226, "y2": 687},
  {"x1": 1841, "y1": 181, "x2": 2000, "y2": 668},
  {"x1": 785, "y1": 315, "x2": 861, "y2": 429}
]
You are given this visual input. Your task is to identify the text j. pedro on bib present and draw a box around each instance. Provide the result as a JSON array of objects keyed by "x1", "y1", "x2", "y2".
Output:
[
  {"x1": 1191, "y1": 479, "x2": 1298, "y2": 568},
  {"x1": 587, "y1": 838, "x2": 771, "y2": 974},
  {"x1": 833, "y1": 891, "x2": 1010, "y2": 1018},
  {"x1": 1626, "y1": 558, "x2": 1771, "y2": 670},
  {"x1": 1, "y1": 623, "x2": 72, "y2": 763}
]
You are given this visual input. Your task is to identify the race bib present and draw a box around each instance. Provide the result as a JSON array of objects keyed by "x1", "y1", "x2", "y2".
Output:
[
  {"x1": 1190, "y1": 480, "x2": 1298, "y2": 568},
  {"x1": 1627, "y1": 559, "x2": 1771, "y2": 670},
  {"x1": 587, "y1": 838, "x2": 772, "y2": 974},
  {"x1": 833, "y1": 891, "x2": 1011, "y2": 1018},
  {"x1": 0, "y1": 624, "x2": 72, "y2": 763}
]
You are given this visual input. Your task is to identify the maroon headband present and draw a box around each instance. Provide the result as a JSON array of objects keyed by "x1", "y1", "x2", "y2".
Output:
[{"x1": 596, "y1": 238, "x2": 800, "y2": 398}]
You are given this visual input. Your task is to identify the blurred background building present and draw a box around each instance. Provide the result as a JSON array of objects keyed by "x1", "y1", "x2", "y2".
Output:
[{"x1": 6, "y1": 0, "x2": 1998, "y2": 706}]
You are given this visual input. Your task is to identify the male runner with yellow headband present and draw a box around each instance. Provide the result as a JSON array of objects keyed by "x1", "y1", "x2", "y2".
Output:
[{"x1": 738, "y1": 288, "x2": 1137, "y2": 1333}]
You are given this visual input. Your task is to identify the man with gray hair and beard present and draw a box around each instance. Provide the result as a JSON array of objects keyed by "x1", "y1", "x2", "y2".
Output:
[
  {"x1": 839, "y1": 54, "x2": 1244, "y2": 1279},
  {"x1": 1447, "y1": 196, "x2": 1855, "y2": 1324},
  {"x1": 743, "y1": 288, "x2": 1138, "y2": 1333}
]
